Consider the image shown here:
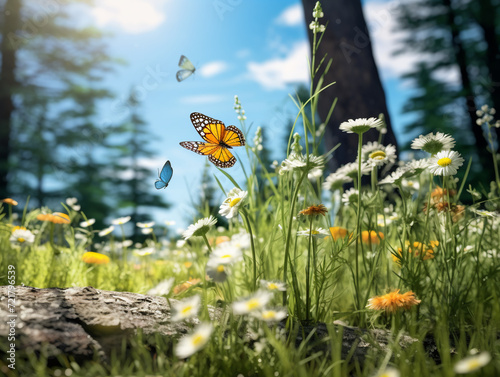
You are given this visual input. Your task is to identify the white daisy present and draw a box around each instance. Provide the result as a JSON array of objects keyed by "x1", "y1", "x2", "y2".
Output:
[
  {"x1": 136, "y1": 221, "x2": 155, "y2": 228},
  {"x1": 98, "y1": 226, "x2": 115, "y2": 237},
  {"x1": 147, "y1": 278, "x2": 175, "y2": 296},
  {"x1": 260, "y1": 280, "x2": 287, "y2": 292},
  {"x1": 251, "y1": 308, "x2": 288, "y2": 323},
  {"x1": 401, "y1": 179, "x2": 420, "y2": 191},
  {"x1": 10, "y1": 228, "x2": 35, "y2": 245},
  {"x1": 171, "y1": 295, "x2": 201, "y2": 322},
  {"x1": 339, "y1": 117, "x2": 384, "y2": 134},
  {"x1": 296, "y1": 228, "x2": 330, "y2": 238},
  {"x1": 133, "y1": 247, "x2": 155, "y2": 256},
  {"x1": 322, "y1": 172, "x2": 352, "y2": 191},
  {"x1": 375, "y1": 367, "x2": 400, "y2": 377},
  {"x1": 411, "y1": 132, "x2": 456, "y2": 154},
  {"x1": 80, "y1": 218, "x2": 95, "y2": 227},
  {"x1": 66, "y1": 197, "x2": 81, "y2": 211},
  {"x1": 428, "y1": 150, "x2": 464, "y2": 176},
  {"x1": 337, "y1": 162, "x2": 371, "y2": 179},
  {"x1": 174, "y1": 323, "x2": 213, "y2": 359},
  {"x1": 232, "y1": 290, "x2": 273, "y2": 315},
  {"x1": 360, "y1": 142, "x2": 397, "y2": 167},
  {"x1": 165, "y1": 220, "x2": 176, "y2": 226},
  {"x1": 229, "y1": 231, "x2": 251, "y2": 249},
  {"x1": 206, "y1": 263, "x2": 229, "y2": 283},
  {"x1": 454, "y1": 352, "x2": 491, "y2": 374},
  {"x1": 405, "y1": 158, "x2": 431, "y2": 172},
  {"x1": 182, "y1": 216, "x2": 217, "y2": 240},
  {"x1": 111, "y1": 216, "x2": 131, "y2": 225},
  {"x1": 280, "y1": 154, "x2": 324, "y2": 175},
  {"x1": 379, "y1": 166, "x2": 414, "y2": 185},
  {"x1": 219, "y1": 188, "x2": 248, "y2": 219},
  {"x1": 141, "y1": 228, "x2": 153, "y2": 235},
  {"x1": 342, "y1": 188, "x2": 359, "y2": 205},
  {"x1": 208, "y1": 243, "x2": 243, "y2": 265}
]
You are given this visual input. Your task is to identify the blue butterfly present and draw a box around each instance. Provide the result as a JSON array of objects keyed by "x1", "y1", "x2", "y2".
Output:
[
  {"x1": 154, "y1": 161, "x2": 173, "y2": 190},
  {"x1": 176, "y1": 55, "x2": 196, "y2": 82}
]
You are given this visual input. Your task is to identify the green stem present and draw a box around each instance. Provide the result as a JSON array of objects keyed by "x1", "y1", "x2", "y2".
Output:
[
  {"x1": 306, "y1": 216, "x2": 314, "y2": 322},
  {"x1": 354, "y1": 133, "x2": 364, "y2": 314},
  {"x1": 241, "y1": 208, "x2": 257, "y2": 291},
  {"x1": 201, "y1": 234, "x2": 213, "y2": 255}
]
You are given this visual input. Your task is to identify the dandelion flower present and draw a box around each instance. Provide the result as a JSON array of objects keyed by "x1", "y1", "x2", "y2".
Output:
[
  {"x1": 171, "y1": 295, "x2": 201, "y2": 322},
  {"x1": 339, "y1": 117, "x2": 384, "y2": 134},
  {"x1": 428, "y1": 150, "x2": 464, "y2": 176},
  {"x1": 299, "y1": 204, "x2": 327, "y2": 217},
  {"x1": 219, "y1": 188, "x2": 248, "y2": 219},
  {"x1": 361, "y1": 230, "x2": 384, "y2": 245},
  {"x1": 80, "y1": 218, "x2": 95, "y2": 227},
  {"x1": 251, "y1": 308, "x2": 288, "y2": 323},
  {"x1": 367, "y1": 289, "x2": 421, "y2": 312},
  {"x1": 260, "y1": 280, "x2": 286, "y2": 292},
  {"x1": 233, "y1": 290, "x2": 273, "y2": 315},
  {"x1": 10, "y1": 228, "x2": 35, "y2": 245},
  {"x1": 411, "y1": 132, "x2": 456, "y2": 154},
  {"x1": 82, "y1": 251, "x2": 110, "y2": 265},
  {"x1": 183, "y1": 216, "x2": 217, "y2": 240},
  {"x1": 175, "y1": 323, "x2": 213, "y2": 359},
  {"x1": 2, "y1": 198, "x2": 18, "y2": 206},
  {"x1": 328, "y1": 226, "x2": 350, "y2": 241},
  {"x1": 454, "y1": 352, "x2": 491, "y2": 374},
  {"x1": 98, "y1": 226, "x2": 115, "y2": 237},
  {"x1": 112, "y1": 216, "x2": 131, "y2": 225}
]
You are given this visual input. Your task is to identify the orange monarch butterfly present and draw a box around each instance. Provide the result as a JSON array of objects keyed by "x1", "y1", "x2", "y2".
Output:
[{"x1": 180, "y1": 112, "x2": 246, "y2": 168}]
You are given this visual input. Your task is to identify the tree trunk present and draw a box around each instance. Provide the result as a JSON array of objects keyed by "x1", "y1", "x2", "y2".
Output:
[
  {"x1": 301, "y1": 0, "x2": 398, "y2": 171},
  {"x1": 0, "y1": 0, "x2": 21, "y2": 197},
  {"x1": 476, "y1": 0, "x2": 500, "y2": 144}
]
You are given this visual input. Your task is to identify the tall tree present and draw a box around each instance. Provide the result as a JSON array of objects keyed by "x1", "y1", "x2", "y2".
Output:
[
  {"x1": 0, "y1": 0, "x2": 21, "y2": 197},
  {"x1": 301, "y1": 0, "x2": 398, "y2": 170}
]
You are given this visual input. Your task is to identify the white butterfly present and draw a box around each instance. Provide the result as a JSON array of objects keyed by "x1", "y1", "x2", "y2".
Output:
[{"x1": 176, "y1": 55, "x2": 196, "y2": 82}]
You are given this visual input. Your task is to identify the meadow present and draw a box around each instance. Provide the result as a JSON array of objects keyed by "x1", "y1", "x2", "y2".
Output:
[{"x1": 1, "y1": 6, "x2": 500, "y2": 377}]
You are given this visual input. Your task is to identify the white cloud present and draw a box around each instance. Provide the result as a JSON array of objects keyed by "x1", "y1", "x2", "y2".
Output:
[
  {"x1": 275, "y1": 4, "x2": 303, "y2": 26},
  {"x1": 247, "y1": 41, "x2": 310, "y2": 90},
  {"x1": 180, "y1": 95, "x2": 225, "y2": 104},
  {"x1": 198, "y1": 61, "x2": 228, "y2": 78},
  {"x1": 90, "y1": 0, "x2": 166, "y2": 34}
]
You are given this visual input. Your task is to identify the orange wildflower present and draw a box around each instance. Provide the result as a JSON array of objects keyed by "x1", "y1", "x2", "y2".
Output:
[
  {"x1": 82, "y1": 251, "x2": 110, "y2": 265},
  {"x1": 37, "y1": 212, "x2": 70, "y2": 224},
  {"x1": 210, "y1": 236, "x2": 230, "y2": 246},
  {"x1": 367, "y1": 289, "x2": 421, "y2": 312},
  {"x1": 328, "y1": 226, "x2": 350, "y2": 241},
  {"x1": 2, "y1": 198, "x2": 18, "y2": 206},
  {"x1": 184, "y1": 261, "x2": 193, "y2": 269},
  {"x1": 361, "y1": 230, "x2": 384, "y2": 245},
  {"x1": 173, "y1": 277, "x2": 201, "y2": 295},
  {"x1": 431, "y1": 186, "x2": 456, "y2": 203},
  {"x1": 393, "y1": 240, "x2": 438, "y2": 264},
  {"x1": 299, "y1": 204, "x2": 328, "y2": 217}
]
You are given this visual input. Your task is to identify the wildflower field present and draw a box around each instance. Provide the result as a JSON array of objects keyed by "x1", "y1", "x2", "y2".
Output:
[{"x1": 2, "y1": 4, "x2": 500, "y2": 377}]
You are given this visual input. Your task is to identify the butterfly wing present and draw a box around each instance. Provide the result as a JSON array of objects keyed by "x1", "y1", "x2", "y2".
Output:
[
  {"x1": 223, "y1": 125, "x2": 246, "y2": 147},
  {"x1": 154, "y1": 161, "x2": 173, "y2": 190},
  {"x1": 179, "y1": 141, "x2": 236, "y2": 168},
  {"x1": 178, "y1": 55, "x2": 195, "y2": 71},
  {"x1": 177, "y1": 55, "x2": 195, "y2": 82},
  {"x1": 190, "y1": 112, "x2": 227, "y2": 144},
  {"x1": 176, "y1": 69, "x2": 194, "y2": 82}
]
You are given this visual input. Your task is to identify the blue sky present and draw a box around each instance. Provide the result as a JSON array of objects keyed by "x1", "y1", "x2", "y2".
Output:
[{"x1": 85, "y1": 0, "x2": 419, "y2": 232}]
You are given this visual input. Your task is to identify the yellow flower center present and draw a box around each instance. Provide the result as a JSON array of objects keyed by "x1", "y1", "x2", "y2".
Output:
[
  {"x1": 181, "y1": 305, "x2": 193, "y2": 314},
  {"x1": 262, "y1": 311, "x2": 276, "y2": 319},
  {"x1": 437, "y1": 157, "x2": 452, "y2": 167},
  {"x1": 369, "y1": 150, "x2": 386, "y2": 160},
  {"x1": 192, "y1": 335, "x2": 204, "y2": 346},
  {"x1": 217, "y1": 265, "x2": 225, "y2": 272},
  {"x1": 467, "y1": 360, "x2": 480, "y2": 370},
  {"x1": 229, "y1": 197, "x2": 241, "y2": 207},
  {"x1": 310, "y1": 230, "x2": 319, "y2": 235},
  {"x1": 246, "y1": 299, "x2": 260, "y2": 310},
  {"x1": 221, "y1": 254, "x2": 231, "y2": 259},
  {"x1": 268, "y1": 283, "x2": 278, "y2": 290},
  {"x1": 18, "y1": 237, "x2": 25, "y2": 243}
]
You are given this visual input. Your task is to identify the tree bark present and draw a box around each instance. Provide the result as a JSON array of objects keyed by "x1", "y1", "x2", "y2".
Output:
[
  {"x1": 301, "y1": 0, "x2": 398, "y2": 170},
  {"x1": 0, "y1": 0, "x2": 21, "y2": 197}
]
